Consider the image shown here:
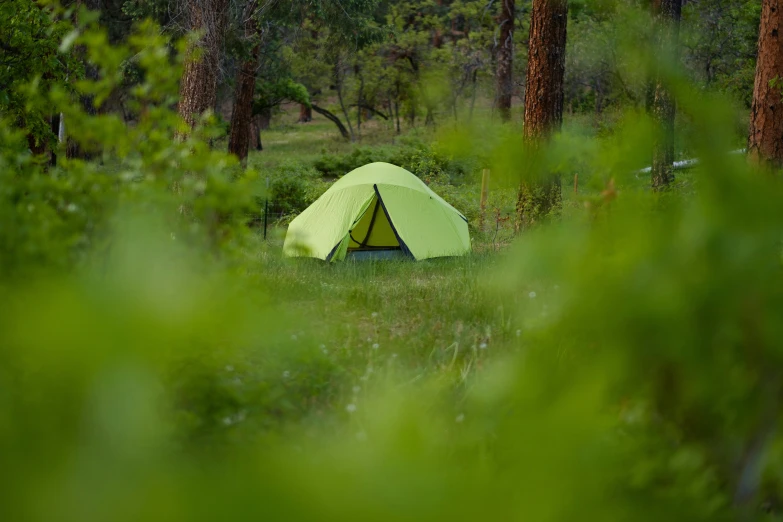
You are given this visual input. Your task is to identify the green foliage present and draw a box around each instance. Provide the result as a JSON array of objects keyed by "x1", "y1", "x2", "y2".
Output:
[
  {"x1": 311, "y1": 139, "x2": 476, "y2": 180},
  {"x1": 254, "y1": 78, "x2": 311, "y2": 113},
  {"x1": 0, "y1": 14, "x2": 258, "y2": 278},
  {"x1": 0, "y1": 0, "x2": 81, "y2": 148},
  {"x1": 3, "y1": 2, "x2": 783, "y2": 522},
  {"x1": 682, "y1": 0, "x2": 761, "y2": 106}
]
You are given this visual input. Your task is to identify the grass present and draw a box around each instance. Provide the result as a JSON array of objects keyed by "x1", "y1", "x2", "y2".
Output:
[{"x1": 224, "y1": 100, "x2": 703, "y2": 435}]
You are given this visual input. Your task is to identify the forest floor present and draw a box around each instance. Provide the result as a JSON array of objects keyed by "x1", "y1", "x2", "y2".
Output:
[
  {"x1": 228, "y1": 103, "x2": 622, "y2": 433},
  {"x1": 232, "y1": 104, "x2": 528, "y2": 428}
]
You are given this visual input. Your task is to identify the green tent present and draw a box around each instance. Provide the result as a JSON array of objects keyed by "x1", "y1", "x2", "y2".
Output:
[{"x1": 283, "y1": 162, "x2": 471, "y2": 261}]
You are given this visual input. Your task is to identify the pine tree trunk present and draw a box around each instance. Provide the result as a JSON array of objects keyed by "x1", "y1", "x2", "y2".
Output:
[
  {"x1": 258, "y1": 107, "x2": 271, "y2": 130},
  {"x1": 298, "y1": 104, "x2": 312, "y2": 122},
  {"x1": 228, "y1": 1, "x2": 260, "y2": 165},
  {"x1": 650, "y1": 0, "x2": 682, "y2": 190},
  {"x1": 516, "y1": 0, "x2": 567, "y2": 230},
  {"x1": 335, "y1": 60, "x2": 356, "y2": 141},
  {"x1": 251, "y1": 115, "x2": 263, "y2": 151},
  {"x1": 177, "y1": 0, "x2": 229, "y2": 128},
  {"x1": 748, "y1": 0, "x2": 783, "y2": 167},
  {"x1": 356, "y1": 65, "x2": 364, "y2": 136},
  {"x1": 495, "y1": 0, "x2": 515, "y2": 121}
]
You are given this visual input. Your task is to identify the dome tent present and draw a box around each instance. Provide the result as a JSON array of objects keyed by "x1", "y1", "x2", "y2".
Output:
[{"x1": 283, "y1": 162, "x2": 471, "y2": 261}]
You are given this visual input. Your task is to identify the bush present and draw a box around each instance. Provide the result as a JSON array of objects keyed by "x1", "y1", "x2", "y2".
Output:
[
  {"x1": 312, "y1": 141, "x2": 479, "y2": 183},
  {"x1": 269, "y1": 177, "x2": 309, "y2": 215}
]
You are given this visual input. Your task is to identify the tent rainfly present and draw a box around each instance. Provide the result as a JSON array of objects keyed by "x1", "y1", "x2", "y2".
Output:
[{"x1": 283, "y1": 162, "x2": 471, "y2": 261}]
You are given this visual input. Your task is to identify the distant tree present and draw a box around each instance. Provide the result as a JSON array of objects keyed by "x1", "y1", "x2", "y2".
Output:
[
  {"x1": 227, "y1": 0, "x2": 260, "y2": 164},
  {"x1": 747, "y1": 0, "x2": 783, "y2": 166},
  {"x1": 681, "y1": 0, "x2": 759, "y2": 105},
  {"x1": 177, "y1": 0, "x2": 229, "y2": 128},
  {"x1": 650, "y1": 0, "x2": 683, "y2": 190},
  {"x1": 0, "y1": 0, "x2": 80, "y2": 162},
  {"x1": 495, "y1": 0, "x2": 515, "y2": 121},
  {"x1": 516, "y1": 0, "x2": 568, "y2": 230}
]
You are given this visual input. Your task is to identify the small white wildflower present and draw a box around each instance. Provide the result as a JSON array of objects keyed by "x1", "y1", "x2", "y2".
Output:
[
  {"x1": 356, "y1": 431, "x2": 367, "y2": 441},
  {"x1": 352, "y1": 385, "x2": 361, "y2": 394},
  {"x1": 225, "y1": 365, "x2": 234, "y2": 372},
  {"x1": 372, "y1": 343, "x2": 380, "y2": 350},
  {"x1": 371, "y1": 312, "x2": 378, "y2": 318},
  {"x1": 291, "y1": 334, "x2": 298, "y2": 341},
  {"x1": 319, "y1": 344, "x2": 326, "y2": 349},
  {"x1": 528, "y1": 291, "x2": 537, "y2": 299},
  {"x1": 479, "y1": 342, "x2": 487, "y2": 350},
  {"x1": 366, "y1": 366, "x2": 374, "y2": 374},
  {"x1": 346, "y1": 403, "x2": 357, "y2": 413},
  {"x1": 171, "y1": 232, "x2": 176, "y2": 241},
  {"x1": 515, "y1": 329, "x2": 521, "y2": 337},
  {"x1": 366, "y1": 337, "x2": 372, "y2": 343},
  {"x1": 222, "y1": 417, "x2": 232, "y2": 426},
  {"x1": 391, "y1": 353, "x2": 398, "y2": 358},
  {"x1": 455, "y1": 413, "x2": 465, "y2": 423},
  {"x1": 66, "y1": 203, "x2": 77, "y2": 213},
  {"x1": 282, "y1": 370, "x2": 290, "y2": 379}
]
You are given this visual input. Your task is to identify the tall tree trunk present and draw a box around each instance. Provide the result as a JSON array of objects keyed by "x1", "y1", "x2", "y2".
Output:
[
  {"x1": 49, "y1": 113, "x2": 60, "y2": 167},
  {"x1": 356, "y1": 65, "x2": 364, "y2": 137},
  {"x1": 650, "y1": 0, "x2": 682, "y2": 190},
  {"x1": 495, "y1": 0, "x2": 515, "y2": 121},
  {"x1": 258, "y1": 106, "x2": 271, "y2": 130},
  {"x1": 469, "y1": 69, "x2": 479, "y2": 121},
  {"x1": 228, "y1": 0, "x2": 260, "y2": 165},
  {"x1": 516, "y1": 0, "x2": 567, "y2": 230},
  {"x1": 748, "y1": 0, "x2": 783, "y2": 167},
  {"x1": 251, "y1": 115, "x2": 263, "y2": 151},
  {"x1": 177, "y1": 0, "x2": 229, "y2": 128},
  {"x1": 298, "y1": 104, "x2": 312, "y2": 122},
  {"x1": 334, "y1": 59, "x2": 355, "y2": 141},
  {"x1": 394, "y1": 99, "x2": 401, "y2": 134}
]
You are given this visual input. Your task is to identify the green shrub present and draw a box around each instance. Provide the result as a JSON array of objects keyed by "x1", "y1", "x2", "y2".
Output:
[
  {"x1": 269, "y1": 177, "x2": 309, "y2": 215},
  {"x1": 312, "y1": 141, "x2": 479, "y2": 183}
]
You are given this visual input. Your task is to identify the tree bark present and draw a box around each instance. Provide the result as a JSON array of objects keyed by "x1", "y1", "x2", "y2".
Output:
[
  {"x1": 177, "y1": 0, "x2": 229, "y2": 128},
  {"x1": 311, "y1": 104, "x2": 351, "y2": 140},
  {"x1": 495, "y1": 0, "x2": 515, "y2": 122},
  {"x1": 257, "y1": 106, "x2": 271, "y2": 130},
  {"x1": 228, "y1": 0, "x2": 260, "y2": 165},
  {"x1": 49, "y1": 113, "x2": 60, "y2": 167},
  {"x1": 748, "y1": 0, "x2": 783, "y2": 167},
  {"x1": 335, "y1": 60, "x2": 355, "y2": 141},
  {"x1": 251, "y1": 115, "x2": 263, "y2": 151},
  {"x1": 394, "y1": 100, "x2": 401, "y2": 134},
  {"x1": 516, "y1": 0, "x2": 567, "y2": 230},
  {"x1": 355, "y1": 64, "x2": 365, "y2": 136},
  {"x1": 298, "y1": 103, "x2": 312, "y2": 122},
  {"x1": 650, "y1": 0, "x2": 682, "y2": 190}
]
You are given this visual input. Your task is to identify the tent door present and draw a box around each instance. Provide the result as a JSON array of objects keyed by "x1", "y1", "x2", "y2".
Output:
[{"x1": 347, "y1": 195, "x2": 400, "y2": 251}]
